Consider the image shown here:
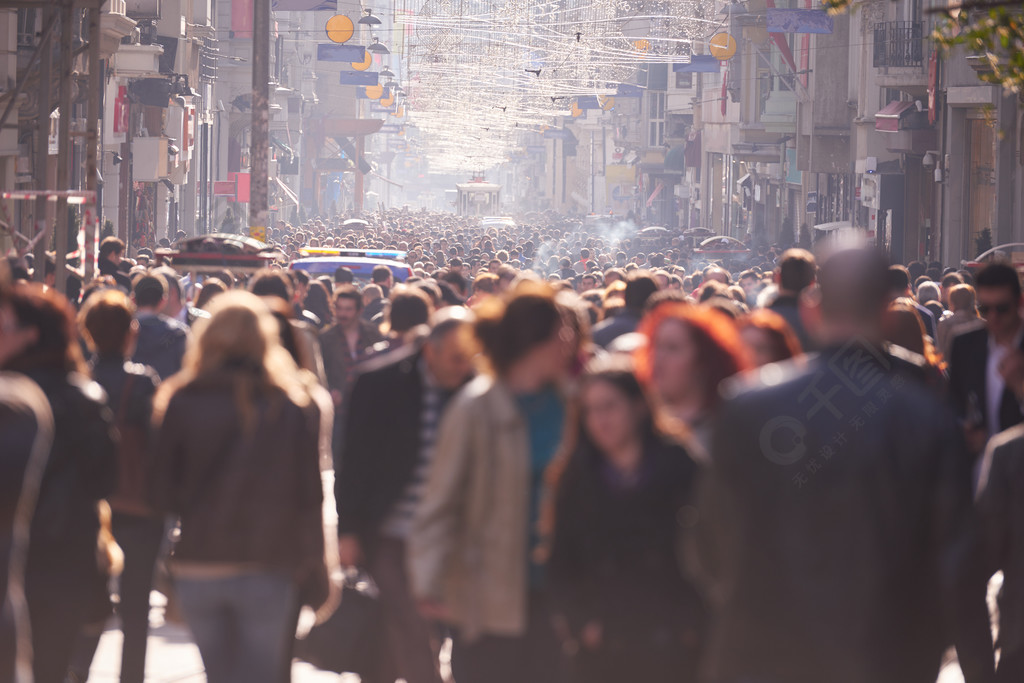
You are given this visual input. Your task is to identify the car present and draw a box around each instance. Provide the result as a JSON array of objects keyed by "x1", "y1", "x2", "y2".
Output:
[
  {"x1": 290, "y1": 250, "x2": 413, "y2": 283},
  {"x1": 155, "y1": 233, "x2": 284, "y2": 274}
]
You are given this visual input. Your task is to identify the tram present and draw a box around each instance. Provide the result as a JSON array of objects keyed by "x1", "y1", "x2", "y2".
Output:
[{"x1": 455, "y1": 180, "x2": 501, "y2": 217}]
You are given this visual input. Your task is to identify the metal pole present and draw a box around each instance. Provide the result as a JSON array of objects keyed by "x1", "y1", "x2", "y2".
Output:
[
  {"x1": 33, "y1": 7, "x2": 54, "y2": 283},
  {"x1": 355, "y1": 135, "x2": 364, "y2": 215},
  {"x1": 54, "y1": 1, "x2": 73, "y2": 295},
  {"x1": 84, "y1": 1, "x2": 101, "y2": 282},
  {"x1": 249, "y1": 0, "x2": 270, "y2": 241}
]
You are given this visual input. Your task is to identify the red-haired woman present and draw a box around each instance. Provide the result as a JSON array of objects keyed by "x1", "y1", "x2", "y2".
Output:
[
  {"x1": 636, "y1": 302, "x2": 752, "y2": 459},
  {"x1": 738, "y1": 309, "x2": 803, "y2": 367}
]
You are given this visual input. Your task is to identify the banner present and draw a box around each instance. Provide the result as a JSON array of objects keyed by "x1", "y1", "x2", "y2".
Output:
[
  {"x1": 339, "y1": 71, "x2": 379, "y2": 86},
  {"x1": 673, "y1": 55, "x2": 721, "y2": 73},
  {"x1": 271, "y1": 0, "x2": 335, "y2": 10},
  {"x1": 766, "y1": 9, "x2": 834, "y2": 34},
  {"x1": 317, "y1": 44, "x2": 366, "y2": 62}
]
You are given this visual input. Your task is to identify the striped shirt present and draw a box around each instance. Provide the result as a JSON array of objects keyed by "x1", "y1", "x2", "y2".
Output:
[{"x1": 380, "y1": 359, "x2": 450, "y2": 539}]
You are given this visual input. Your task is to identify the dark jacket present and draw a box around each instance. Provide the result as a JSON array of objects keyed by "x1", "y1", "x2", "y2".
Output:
[
  {"x1": 152, "y1": 370, "x2": 325, "y2": 589},
  {"x1": 695, "y1": 346, "x2": 995, "y2": 683},
  {"x1": 548, "y1": 438, "x2": 705, "y2": 644},
  {"x1": 91, "y1": 356, "x2": 159, "y2": 516},
  {"x1": 132, "y1": 312, "x2": 190, "y2": 381},
  {"x1": 592, "y1": 310, "x2": 641, "y2": 349},
  {"x1": 976, "y1": 424, "x2": 1024, "y2": 658},
  {"x1": 24, "y1": 369, "x2": 117, "y2": 586},
  {"x1": 948, "y1": 326, "x2": 1024, "y2": 435},
  {"x1": 320, "y1": 320, "x2": 384, "y2": 398},
  {"x1": 336, "y1": 345, "x2": 442, "y2": 548},
  {"x1": 767, "y1": 293, "x2": 814, "y2": 352}
]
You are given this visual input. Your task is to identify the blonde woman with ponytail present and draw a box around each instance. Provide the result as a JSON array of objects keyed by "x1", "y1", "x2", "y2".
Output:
[{"x1": 151, "y1": 291, "x2": 329, "y2": 683}]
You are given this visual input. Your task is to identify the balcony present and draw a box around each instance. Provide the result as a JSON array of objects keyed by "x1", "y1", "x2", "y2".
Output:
[{"x1": 873, "y1": 21, "x2": 924, "y2": 68}]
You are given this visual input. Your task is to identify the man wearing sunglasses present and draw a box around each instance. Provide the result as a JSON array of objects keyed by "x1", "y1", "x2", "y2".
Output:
[{"x1": 949, "y1": 262, "x2": 1024, "y2": 464}]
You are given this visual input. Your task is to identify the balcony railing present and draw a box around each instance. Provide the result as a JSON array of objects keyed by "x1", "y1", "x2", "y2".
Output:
[{"x1": 873, "y1": 21, "x2": 924, "y2": 68}]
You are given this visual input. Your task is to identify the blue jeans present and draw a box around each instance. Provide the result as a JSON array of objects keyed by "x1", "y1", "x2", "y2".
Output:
[{"x1": 174, "y1": 571, "x2": 297, "y2": 683}]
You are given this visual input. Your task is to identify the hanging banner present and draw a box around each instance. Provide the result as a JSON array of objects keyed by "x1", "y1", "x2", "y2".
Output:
[
  {"x1": 339, "y1": 71, "x2": 379, "y2": 86},
  {"x1": 766, "y1": 9, "x2": 834, "y2": 34},
  {"x1": 673, "y1": 55, "x2": 721, "y2": 73},
  {"x1": 272, "y1": 0, "x2": 335, "y2": 10},
  {"x1": 317, "y1": 43, "x2": 366, "y2": 62}
]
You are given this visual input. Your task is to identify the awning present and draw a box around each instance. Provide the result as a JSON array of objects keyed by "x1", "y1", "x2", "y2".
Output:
[
  {"x1": 272, "y1": 177, "x2": 299, "y2": 205},
  {"x1": 664, "y1": 145, "x2": 686, "y2": 172},
  {"x1": 875, "y1": 101, "x2": 916, "y2": 132},
  {"x1": 813, "y1": 221, "x2": 853, "y2": 232}
]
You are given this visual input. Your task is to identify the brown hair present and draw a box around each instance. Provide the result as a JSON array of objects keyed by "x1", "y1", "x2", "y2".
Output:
[
  {"x1": 739, "y1": 309, "x2": 803, "y2": 362},
  {"x1": 474, "y1": 282, "x2": 563, "y2": 376},
  {"x1": 5, "y1": 283, "x2": 87, "y2": 375},
  {"x1": 332, "y1": 283, "x2": 363, "y2": 310},
  {"x1": 81, "y1": 289, "x2": 136, "y2": 356}
]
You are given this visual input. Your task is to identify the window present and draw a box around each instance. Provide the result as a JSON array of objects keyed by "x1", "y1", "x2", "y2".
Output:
[
  {"x1": 17, "y1": 9, "x2": 37, "y2": 48},
  {"x1": 647, "y1": 91, "x2": 665, "y2": 147},
  {"x1": 675, "y1": 71, "x2": 693, "y2": 89}
]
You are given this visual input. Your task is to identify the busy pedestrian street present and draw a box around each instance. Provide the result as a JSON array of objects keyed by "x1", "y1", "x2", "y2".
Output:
[{"x1": 3, "y1": 0, "x2": 1024, "y2": 680}]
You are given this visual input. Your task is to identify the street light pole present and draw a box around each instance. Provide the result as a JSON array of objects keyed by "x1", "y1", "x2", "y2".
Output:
[{"x1": 250, "y1": 0, "x2": 270, "y2": 242}]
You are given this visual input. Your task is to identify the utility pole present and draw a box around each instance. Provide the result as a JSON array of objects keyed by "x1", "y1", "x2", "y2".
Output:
[
  {"x1": 54, "y1": 1, "x2": 74, "y2": 294},
  {"x1": 33, "y1": 7, "x2": 54, "y2": 283},
  {"x1": 249, "y1": 0, "x2": 270, "y2": 242},
  {"x1": 84, "y1": 0, "x2": 102, "y2": 281}
]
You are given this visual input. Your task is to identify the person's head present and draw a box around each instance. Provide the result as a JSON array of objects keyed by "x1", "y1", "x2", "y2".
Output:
[
  {"x1": 371, "y1": 264, "x2": 393, "y2": 289},
  {"x1": 334, "y1": 266, "x2": 355, "y2": 285},
  {"x1": 624, "y1": 272, "x2": 658, "y2": 313},
  {"x1": 739, "y1": 309, "x2": 803, "y2": 367},
  {"x1": 99, "y1": 236, "x2": 125, "y2": 265},
  {"x1": 974, "y1": 262, "x2": 1023, "y2": 339},
  {"x1": 362, "y1": 283, "x2": 384, "y2": 307},
  {"x1": 579, "y1": 273, "x2": 598, "y2": 292},
  {"x1": 81, "y1": 289, "x2": 137, "y2": 357},
  {"x1": 195, "y1": 278, "x2": 227, "y2": 311},
  {"x1": 422, "y1": 306, "x2": 477, "y2": 390},
  {"x1": 738, "y1": 270, "x2": 759, "y2": 296},
  {"x1": 775, "y1": 248, "x2": 816, "y2": 294},
  {"x1": 153, "y1": 268, "x2": 184, "y2": 316},
  {"x1": 472, "y1": 272, "x2": 499, "y2": 298},
  {"x1": 574, "y1": 355, "x2": 656, "y2": 458},
  {"x1": 474, "y1": 282, "x2": 573, "y2": 385},
  {"x1": 885, "y1": 265, "x2": 913, "y2": 299},
  {"x1": 884, "y1": 298, "x2": 930, "y2": 358},
  {"x1": 249, "y1": 269, "x2": 294, "y2": 304},
  {"x1": 940, "y1": 271, "x2": 964, "y2": 304},
  {"x1": 4, "y1": 283, "x2": 86, "y2": 375},
  {"x1": 703, "y1": 266, "x2": 730, "y2": 286},
  {"x1": 948, "y1": 283, "x2": 977, "y2": 315},
  {"x1": 332, "y1": 284, "x2": 363, "y2": 328},
  {"x1": 387, "y1": 287, "x2": 432, "y2": 335},
  {"x1": 813, "y1": 248, "x2": 890, "y2": 341},
  {"x1": 635, "y1": 303, "x2": 751, "y2": 413},
  {"x1": 132, "y1": 274, "x2": 168, "y2": 311},
  {"x1": 916, "y1": 281, "x2": 941, "y2": 306}
]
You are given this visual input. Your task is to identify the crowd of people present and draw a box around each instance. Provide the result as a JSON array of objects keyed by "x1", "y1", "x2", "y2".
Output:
[{"x1": 1, "y1": 208, "x2": 1022, "y2": 683}]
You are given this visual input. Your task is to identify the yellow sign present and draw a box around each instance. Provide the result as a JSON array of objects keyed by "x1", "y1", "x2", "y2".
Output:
[
  {"x1": 365, "y1": 84, "x2": 384, "y2": 99},
  {"x1": 570, "y1": 102, "x2": 582, "y2": 118},
  {"x1": 380, "y1": 92, "x2": 395, "y2": 107},
  {"x1": 709, "y1": 32, "x2": 737, "y2": 60},
  {"x1": 392, "y1": 106, "x2": 404, "y2": 117},
  {"x1": 351, "y1": 50, "x2": 373, "y2": 71},
  {"x1": 633, "y1": 39, "x2": 650, "y2": 53},
  {"x1": 599, "y1": 95, "x2": 615, "y2": 111},
  {"x1": 326, "y1": 15, "x2": 354, "y2": 43},
  {"x1": 249, "y1": 225, "x2": 266, "y2": 242}
]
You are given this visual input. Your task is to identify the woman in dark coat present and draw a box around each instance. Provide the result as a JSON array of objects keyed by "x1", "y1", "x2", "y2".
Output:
[
  {"x1": 547, "y1": 356, "x2": 706, "y2": 683},
  {"x1": 151, "y1": 290, "x2": 329, "y2": 683},
  {"x1": 3, "y1": 283, "x2": 118, "y2": 683}
]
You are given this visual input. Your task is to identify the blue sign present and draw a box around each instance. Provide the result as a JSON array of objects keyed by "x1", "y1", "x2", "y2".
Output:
[
  {"x1": 339, "y1": 71, "x2": 379, "y2": 86},
  {"x1": 673, "y1": 55, "x2": 721, "y2": 73},
  {"x1": 576, "y1": 96, "x2": 602, "y2": 110},
  {"x1": 767, "y1": 9, "x2": 834, "y2": 34},
  {"x1": 379, "y1": 125, "x2": 403, "y2": 134},
  {"x1": 615, "y1": 83, "x2": 644, "y2": 98},
  {"x1": 317, "y1": 44, "x2": 366, "y2": 62}
]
